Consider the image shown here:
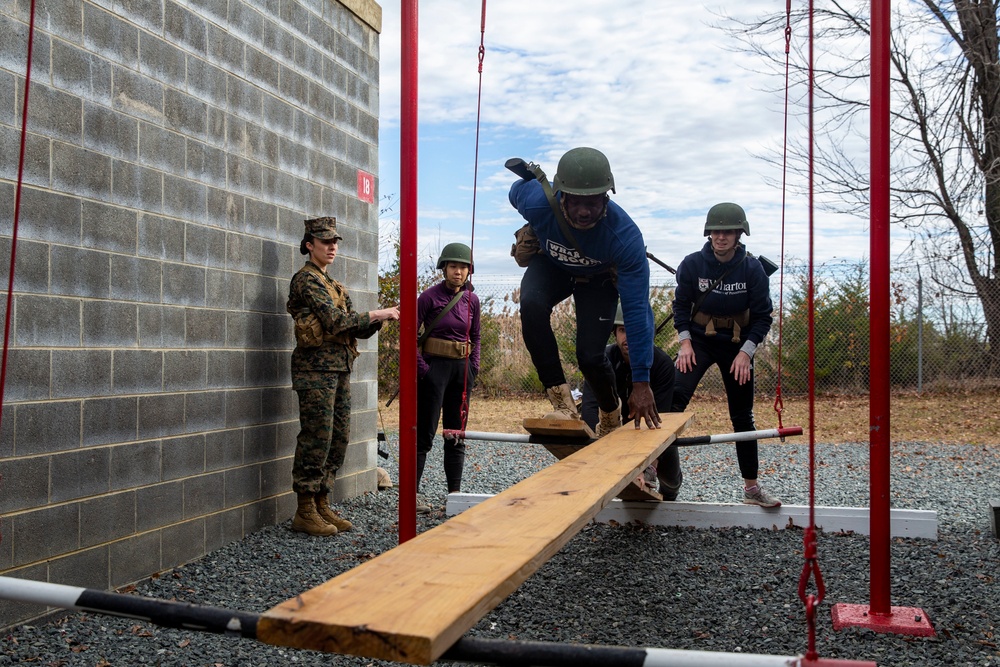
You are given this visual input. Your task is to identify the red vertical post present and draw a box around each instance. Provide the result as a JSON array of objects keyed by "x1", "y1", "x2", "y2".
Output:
[
  {"x1": 398, "y1": 0, "x2": 419, "y2": 543},
  {"x1": 831, "y1": 0, "x2": 933, "y2": 636},
  {"x1": 867, "y1": 0, "x2": 892, "y2": 616}
]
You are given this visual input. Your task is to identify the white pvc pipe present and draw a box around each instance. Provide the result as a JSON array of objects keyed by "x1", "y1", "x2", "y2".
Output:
[{"x1": 0, "y1": 577, "x2": 84, "y2": 608}]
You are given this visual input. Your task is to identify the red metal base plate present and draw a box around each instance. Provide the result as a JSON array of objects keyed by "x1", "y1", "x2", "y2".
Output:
[{"x1": 831, "y1": 603, "x2": 935, "y2": 637}]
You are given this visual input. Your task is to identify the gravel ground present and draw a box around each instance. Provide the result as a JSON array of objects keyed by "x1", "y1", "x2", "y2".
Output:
[{"x1": 2, "y1": 435, "x2": 998, "y2": 666}]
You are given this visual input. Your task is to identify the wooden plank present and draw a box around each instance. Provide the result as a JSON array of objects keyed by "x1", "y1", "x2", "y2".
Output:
[
  {"x1": 256, "y1": 412, "x2": 693, "y2": 665},
  {"x1": 522, "y1": 416, "x2": 595, "y2": 438},
  {"x1": 445, "y1": 495, "x2": 939, "y2": 540}
]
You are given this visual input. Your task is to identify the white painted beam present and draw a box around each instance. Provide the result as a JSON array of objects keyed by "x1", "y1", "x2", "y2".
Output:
[{"x1": 446, "y1": 494, "x2": 937, "y2": 540}]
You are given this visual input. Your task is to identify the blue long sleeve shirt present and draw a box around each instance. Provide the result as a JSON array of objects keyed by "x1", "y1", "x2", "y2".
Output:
[{"x1": 509, "y1": 179, "x2": 654, "y2": 382}]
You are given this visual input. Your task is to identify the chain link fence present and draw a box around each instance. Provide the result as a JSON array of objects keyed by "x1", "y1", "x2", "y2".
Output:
[{"x1": 378, "y1": 260, "x2": 997, "y2": 399}]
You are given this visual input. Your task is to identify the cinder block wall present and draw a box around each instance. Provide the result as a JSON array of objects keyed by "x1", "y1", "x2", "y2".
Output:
[{"x1": 0, "y1": 0, "x2": 383, "y2": 628}]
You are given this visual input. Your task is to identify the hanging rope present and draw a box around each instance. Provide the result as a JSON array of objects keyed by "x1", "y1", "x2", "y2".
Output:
[
  {"x1": 458, "y1": 0, "x2": 488, "y2": 431},
  {"x1": 794, "y1": 0, "x2": 825, "y2": 662}
]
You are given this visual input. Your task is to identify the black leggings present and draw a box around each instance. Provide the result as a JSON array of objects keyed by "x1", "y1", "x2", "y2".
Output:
[
  {"x1": 519, "y1": 257, "x2": 619, "y2": 412},
  {"x1": 671, "y1": 334, "x2": 760, "y2": 481},
  {"x1": 416, "y1": 356, "x2": 473, "y2": 493}
]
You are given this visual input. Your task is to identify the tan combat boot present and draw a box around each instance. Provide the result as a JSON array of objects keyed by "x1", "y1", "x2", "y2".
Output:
[
  {"x1": 543, "y1": 383, "x2": 582, "y2": 421},
  {"x1": 315, "y1": 492, "x2": 353, "y2": 532},
  {"x1": 596, "y1": 397, "x2": 622, "y2": 438},
  {"x1": 291, "y1": 493, "x2": 338, "y2": 536}
]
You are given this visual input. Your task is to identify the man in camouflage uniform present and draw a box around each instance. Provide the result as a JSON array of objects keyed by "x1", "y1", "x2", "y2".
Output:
[{"x1": 287, "y1": 216, "x2": 400, "y2": 536}]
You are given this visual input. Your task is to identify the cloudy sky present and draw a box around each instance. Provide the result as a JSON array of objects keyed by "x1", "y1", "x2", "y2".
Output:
[{"x1": 375, "y1": 1, "x2": 886, "y2": 279}]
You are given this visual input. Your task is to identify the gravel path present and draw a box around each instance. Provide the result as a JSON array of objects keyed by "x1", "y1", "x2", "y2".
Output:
[{"x1": 2, "y1": 435, "x2": 998, "y2": 666}]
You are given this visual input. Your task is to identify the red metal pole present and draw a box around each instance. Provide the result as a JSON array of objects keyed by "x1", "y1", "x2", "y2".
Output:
[
  {"x1": 830, "y1": 0, "x2": 933, "y2": 636},
  {"x1": 398, "y1": 0, "x2": 418, "y2": 543},
  {"x1": 867, "y1": 0, "x2": 892, "y2": 615}
]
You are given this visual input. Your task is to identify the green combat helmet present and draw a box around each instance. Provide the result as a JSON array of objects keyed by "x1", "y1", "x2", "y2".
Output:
[
  {"x1": 553, "y1": 147, "x2": 616, "y2": 195},
  {"x1": 704, "y1": 202, "x2": 751, "y2": 236},
  {"x1": 437, "y1": 242, "x2": 474, "y2": 274}
]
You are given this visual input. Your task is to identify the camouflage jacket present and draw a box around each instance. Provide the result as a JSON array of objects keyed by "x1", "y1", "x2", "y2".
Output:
[{"x1": 287, "y1": 261, "x2": 382, "y2": 376}]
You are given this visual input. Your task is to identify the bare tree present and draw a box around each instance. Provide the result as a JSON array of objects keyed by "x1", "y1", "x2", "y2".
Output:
[{"x1": 723, "y1": 0, "x2": 1000, "y2": 372}]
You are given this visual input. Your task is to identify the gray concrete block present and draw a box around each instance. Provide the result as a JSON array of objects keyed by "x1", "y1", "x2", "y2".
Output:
[
  {"x1": 162, "y1": 262, "x2": 206, "y2": 306},
  {"x1": 260, "y1": 238, "x2": 287, "y2": 277},
  {"x1": 14, "y1": 295, "x2": 81, "y2": 347},
  {"x1": 111, "y1": 160, "x2": 163, "y2": 212},
  {"x1": 0, "y1": 237, "x2": 49, "y2": 294},
  {"x1": 138, "y1": 304, "x2": 186, "y2": 348},
  {"x1": 225, "y1": 388, "x2": 262, "y2": 428},
  {"x1": 2, "y1": 348, "x2": 51, "y2": 402},
  {"x1": 261, "y1": 458, "x2": 292, "y2": 497},
  {"x1": 243, "y1": 423, "x2": 276, "y2": 463},
  {"x1": 79, "y1": 492, "x2": 137, "y2": 547},
  {"x1": 226, "y1": 231, "x2": 262, "y2": 273},
  {"x1": 111, "y1": 349, "x2": 163, "y2": 394},
  {"x1": 244, "y1": 274, "x2": 278, "y2": 313},
  {"x1": 186, "y1": 139, "x2": 226, "y2": 186},
  {"x1": 187, "y1": 52, "x2": 229, "y2": 108},
  {"x1": 0, "y1": 455, "x2": 49, "y2": 513},
  {"x1": 185, "y1": 307, "x2": 226, "y2": 347},
  {"x1": 83, "y1": 103, "x2": 138, "y2": 161},
  {"x1": 225, "y1": 310, "x2": 262, "y2": 348},
  {"x1": 52, "y1": 39, "x2": 113, "y2": 103},
  {"x1": 13, "y1": 399, "x2": 81, "y2": 455},
  {"x1": 206, "y1": 268, "x2": 244, "y2": 310},
  {"x1": 183, "y1": 471, "x2": 225, "y2": 518},
  {"x1": 0, "y1": 563, "x2": 47, "y2": 626},
  {"x1": 261, "y1": 92, "x2": 295, "y2": 138},
  {"x1": 83, "y1": 300, "x2": 138, "y2": 347},
  {"x1": 227, "y1": 2, "x2": 264, "y2": 46},
  {"x1": 185, "y1": 390, "x2": 227, "y2": 432},
  {"x1": 213, "y1": 506, "x2": 247, "y2": 549},
  {"x1": 138, "y1": 122, "x2": 185, "y2": 174},
  {"x1": 110, "y1": 531, "x2": 161, "y2": 588},
  {"x1": 208, "y1": 350, "x2": 246, "y2": 388},
  {"x1": 262, "y1": 313, "x2": 293, "y2": 349},
  {"x1": 276, "y1": 419, "x2": 297, "y2": 458},
  {"x1": 224, "y1": 464, "x2": 261, "y2": 507},
  {"x1": 162, "y1": 173, "x2": 208, "y2": 221},
  {"x1": 138, "y1": 31, "x2": 185, "y2": 86},
  {"x1": 207, "y1": 187, "x2": 244, "y2": 230},
  {"x1": 261, "y1": 19, "x2": 294, "y2": 67},
  {"x1": 82, "y1": 200, "x2": 138, "y2": 253},
  {"x1": 110, "y1": 439, "x2": 160, "y2": 490},
  {"x1": 161, "y1": 434, "x2": 206, "y2": 481},
  {"x1": 51, "y1": 142, "x2": 112, "y2": 205},
  {"x1": 110, "y1": 255, "x2": 163, "y2": 303},
  {"x1": 137, "y1": 393, "x2": 186, "y2": 439},
  {"x1": 113, "y1": 0, "x2": 164, "y2": 33},
  {"x1": 136, "y1": 481, "x2": 184, "y2": 532},
  {"x1": 246, "y1": 199, "x2": 281, "y2": 238},
  {"x1": 49, "y1": 546, "x2": 110, "y2": 591},
  {"x1": 26, "y1": 81, "x2": 83, "y2": 144},
  {"x1": 246, "y1": 350, "x2": 280, "y2": 386},
  {"x1": 0, "y1": 125, "x2": 50, "y2": 190},
  {"x1": 83, "y1": 396, "x2": 138, "y2": 447},
  {"x1": 84, "y1": 4, "x2": 139, "y2": 66},
  {"x1": 164, "y1": 88, "x2": 207, "y2": 140},
  {"x1": 227, "y1": 76, "x2": 263, "y2": 123},
  {"x1": 205, "y1": 428, "x2": 244, "y2": 471},
  {"x1": 138, "y1": 214, "x2": 185, "y2": 261},
  {"x1": 184, "y1": 222, "x2": 226, "y2": 268},
  {"x1": 164, "y1": 1, "x2": 206, "y2": 55},
  {"x1": 11, "y1": 503, "x2": 79, "y2": 566},
  {"x1": 161, "y1": 518, "x2": 207, "y2": 568},
  {"x1": 225, "y1": 152, "x2": 264, "y2": 195},
  {"x1": 17, "y1": 188, "x2": 82, "y2": 243},
  {"x1": 50, "y1": 246, "x2": 111, "y2": 298},
  {"x1": 163, "y1": 350, "x2": 208, "y2": 391},
  {"x1": 51, "y1": 349, "x2": 113, "y2": 398},
  {"x1": 50, "y1": 447, "x2": 111, "y2": 503}
]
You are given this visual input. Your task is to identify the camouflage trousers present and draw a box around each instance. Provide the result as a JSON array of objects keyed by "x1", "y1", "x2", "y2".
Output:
[{"x1": 292, "y1": 372, "x2": 351, "y2": 494}]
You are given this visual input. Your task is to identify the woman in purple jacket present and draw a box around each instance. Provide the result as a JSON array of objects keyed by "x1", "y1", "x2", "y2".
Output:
[{"x1": 415, "y1": 243, "x2": 481, "y2": 512}]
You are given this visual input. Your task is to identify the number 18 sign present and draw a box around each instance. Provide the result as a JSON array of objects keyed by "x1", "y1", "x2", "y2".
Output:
[{"x1": 357, "y1": 170, "x2": 374, "y2": 204}]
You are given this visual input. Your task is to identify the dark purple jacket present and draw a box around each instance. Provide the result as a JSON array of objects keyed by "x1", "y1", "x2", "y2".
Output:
[{"x1": 416, "y1": 281, "x2": 481, "y2": 378}]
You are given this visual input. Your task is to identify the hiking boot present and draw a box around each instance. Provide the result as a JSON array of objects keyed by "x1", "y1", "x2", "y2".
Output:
[
  {"x1": 596, "y1": 398, "x2": 622, "y2": 438},
  {"x1": 416, "y1": 494, "x2": 432, "y2": 514},
  {"x1": 743, "y1": 484, "x2": 782, "y2": 508},
  {"x1": 376, "y1": 467, "x2": 393, "y2": 490},
  {"x1": 291, "y1": 493, "x2": 338, "y2": 536},
  {"x1": 543, "y1": 384, "x2": 582, "y2": 421},
  {"x1": 315, "y1": 492, "x2": 353, "y2": 532}
]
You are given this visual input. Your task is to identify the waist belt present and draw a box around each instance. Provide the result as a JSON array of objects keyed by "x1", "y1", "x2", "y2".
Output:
[
  {"x1": 693, "y1": 309, "x2": 750, "y2": 343},
  {"x1": 423, "y1": 336, "x2": 471, "y2": 359}
]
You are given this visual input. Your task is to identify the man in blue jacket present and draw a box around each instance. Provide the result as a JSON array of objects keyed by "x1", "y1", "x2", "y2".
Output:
[
  {"x1": 509, "y1": 147, "x2": 660, "y2": 436},
  {"x1": 671, "y1": 203, "x2": 780, "y2": 507}
]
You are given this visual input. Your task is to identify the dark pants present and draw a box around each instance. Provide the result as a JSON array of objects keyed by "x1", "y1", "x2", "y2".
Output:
[
  {"x1": 519, "y1": 257, "x2": 619, "y2": 412},
  {"x1": 671, "y1": 334, "x2": 759, "y2": 480},
  {"x1": 417, "y1": 356, "x2": 473, "y2": 493}
]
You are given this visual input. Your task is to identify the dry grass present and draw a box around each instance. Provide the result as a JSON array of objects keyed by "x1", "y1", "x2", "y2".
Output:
[{"x1": 377, "y1": 390, "x2": 1000, "y2": 445}]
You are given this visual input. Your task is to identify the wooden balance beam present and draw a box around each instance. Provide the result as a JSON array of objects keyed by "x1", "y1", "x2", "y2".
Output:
[{"x1": 256, "y1": 412, "x2": 693, "y2": 665}]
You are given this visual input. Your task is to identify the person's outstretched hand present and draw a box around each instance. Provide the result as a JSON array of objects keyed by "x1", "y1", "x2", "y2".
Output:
[{"x1": 628, "y1": 382, "x2": 662, "y2": 430}]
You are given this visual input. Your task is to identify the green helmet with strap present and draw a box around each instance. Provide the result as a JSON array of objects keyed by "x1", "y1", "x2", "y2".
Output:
[
  {"x1": 704, "y1": 202, "x2": 750, "y2": 236},
  {"x1": 553, "y1": 147, "x2": 616, "y2": 195},
  {"x1": 437, "y1": 242, "x2": 474, "y2": 273}
]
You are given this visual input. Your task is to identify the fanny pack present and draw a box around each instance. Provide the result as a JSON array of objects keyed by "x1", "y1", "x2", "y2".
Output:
[{"x1": 422, "y1": 336, "x2": 471, "y2": 359}]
